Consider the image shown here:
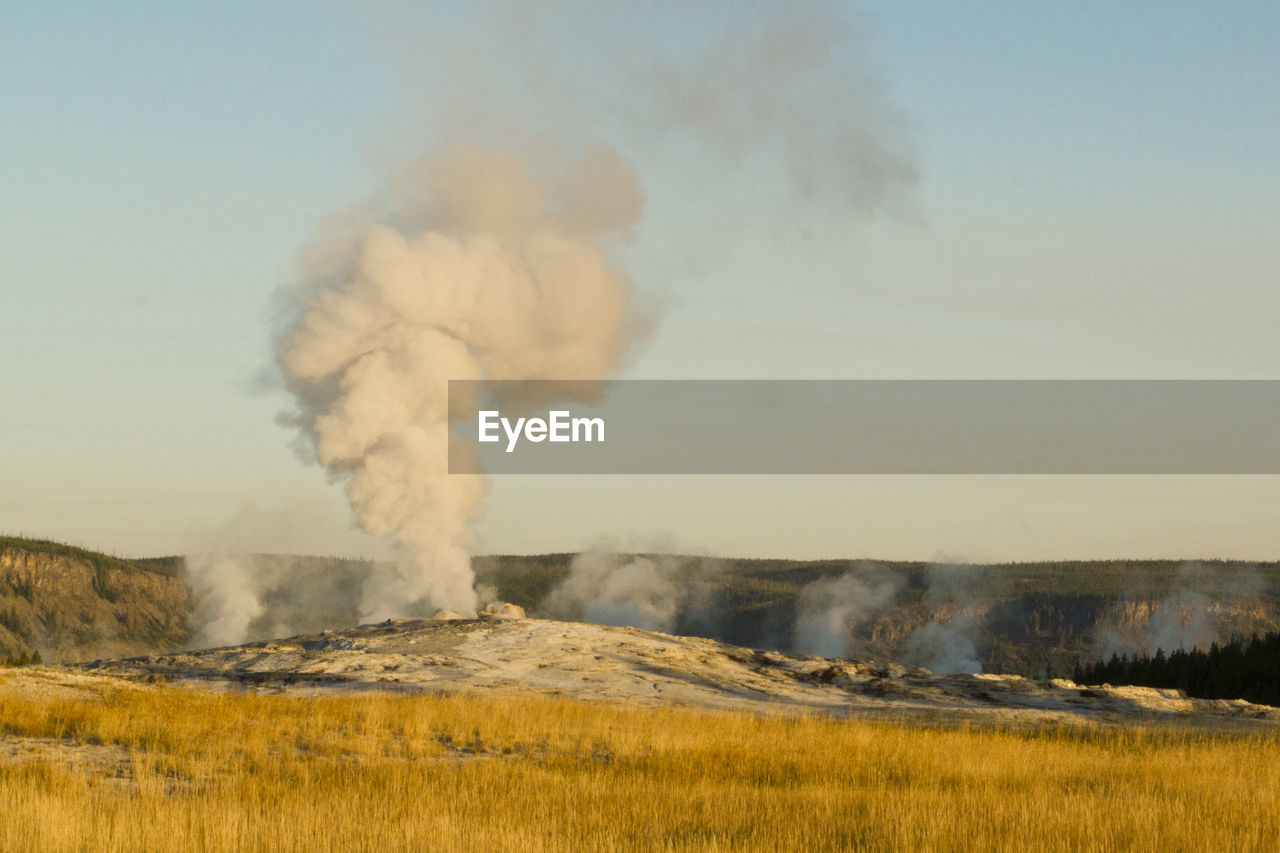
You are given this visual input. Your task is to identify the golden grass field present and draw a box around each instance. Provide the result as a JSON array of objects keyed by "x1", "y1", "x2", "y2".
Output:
[{"x1": 2, "y1": 669, "x2": 1279, "y2": 852}]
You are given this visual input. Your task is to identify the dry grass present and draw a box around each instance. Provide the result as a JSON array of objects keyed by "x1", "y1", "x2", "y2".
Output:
[{"x1": 2, "y1": 670, "x2": 1279, "y2": 852}]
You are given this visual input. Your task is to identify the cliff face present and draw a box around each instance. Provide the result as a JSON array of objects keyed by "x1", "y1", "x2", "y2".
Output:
[
  {"x1": 0, "y1": 540, "x2": 191, "y2": 663},
  {"x1": 1092, "y1": 595, "x2": 1279, "y2": 658}
]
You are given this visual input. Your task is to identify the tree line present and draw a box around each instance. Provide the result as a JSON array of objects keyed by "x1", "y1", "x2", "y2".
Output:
[{"x1": 1074, "y1": 632, "x2": 1280, "y2": 706}]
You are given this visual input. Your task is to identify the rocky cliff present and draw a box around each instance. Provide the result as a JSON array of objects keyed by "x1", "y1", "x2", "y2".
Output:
[{"x1": 0, "y1": 538, "x2": 191, "y2": 663}]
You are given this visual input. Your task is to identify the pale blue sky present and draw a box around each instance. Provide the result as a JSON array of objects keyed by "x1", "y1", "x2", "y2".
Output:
[{"x1": 2, "y1": 2, "x2": 1278, "y2": 559}]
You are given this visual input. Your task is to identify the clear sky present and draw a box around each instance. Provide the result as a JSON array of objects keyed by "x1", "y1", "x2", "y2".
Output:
[{"x1": 3, "y1": 1, "x2": 1279, "y2": 561}]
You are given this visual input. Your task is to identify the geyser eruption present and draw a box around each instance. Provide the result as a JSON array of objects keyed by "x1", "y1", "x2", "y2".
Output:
[
  {"x1": 203, "y1": 1, "x2": 915, "y2": 639},
  {"x1": 275, "y1": 145, "x2": 644, "y2": 619}
]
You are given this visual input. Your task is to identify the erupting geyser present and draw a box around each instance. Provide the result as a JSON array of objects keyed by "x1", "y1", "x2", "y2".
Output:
[{"x1": 275, "y1": 145, "x2": 645, "y2": 619}]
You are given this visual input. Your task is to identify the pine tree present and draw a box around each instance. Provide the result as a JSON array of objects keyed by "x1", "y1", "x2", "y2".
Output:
[{"x1": 1077, "y1": 631, "x2": 1280, "y2": 706}]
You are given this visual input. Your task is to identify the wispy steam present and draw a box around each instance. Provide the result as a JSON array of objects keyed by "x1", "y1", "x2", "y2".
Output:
[
  {"x1": 188, "y1": 553, "x2": 262, "y2": 648},
  {"x1": 900, "y1": 563, "x2": 985, "y2": 674},
  {"x1": 638, "y1": 3, "x2": 916, "y2": 212},
  {"x1": 184, "y1": 502, "x2": 382, "y2": 645},
  {"x1": 791, "y1": 565, "x2": 902, "y2": 658},
  {"x1": 791, "y1": 562, "x2": 986, "y2": 673},
  {"x1": 901, "y1": 615, "x2": 982, "y2": 675},
  {"x1": 1095, "y1": 563, "x2": 1269, "y2": 659},
  {"x1": 539, "y1": 549, "x2": 719, "y2": 634}
]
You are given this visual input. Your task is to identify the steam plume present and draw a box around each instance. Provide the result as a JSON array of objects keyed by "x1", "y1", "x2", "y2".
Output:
[
  {"x1": 901, "y1": 563, "x2": 984, "y2": 674},
  {"x1": 265, "y1": 1, "x2": 915, "y2": 626},
  {"x1": 1095, "y1": 563, "x2": 1269, "y2": 659},
  {"x1": 188, "y1": 552, "x2": 262, "y2": 647},
  {"x1": 539, "y1": 549, "x2": 718, "y2": 634},
  {"x1": 276, "y1": 146, "x2": 643, "y2": 619},
  {"x1": 901, "y1": 615, "x2": 982, "y2": 675},
  {"x1": 790, "y1": 562, "x2": 987, "y2": 673},
  {"x1": 791, "y1": 565, "x2": 902, "y2": 658},
  {"x1": 184, "y1": 502, "x2": 385, "y2": 644}
]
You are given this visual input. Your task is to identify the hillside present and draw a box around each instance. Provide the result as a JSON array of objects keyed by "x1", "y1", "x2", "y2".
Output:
[{"x1": 0, "y1": 537, "x2": 190, "y2": 663}]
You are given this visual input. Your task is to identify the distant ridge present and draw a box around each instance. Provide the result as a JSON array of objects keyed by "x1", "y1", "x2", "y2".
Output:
[{"x1": 5, "y1": 534, "x2": 1280, "y2": 676}]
